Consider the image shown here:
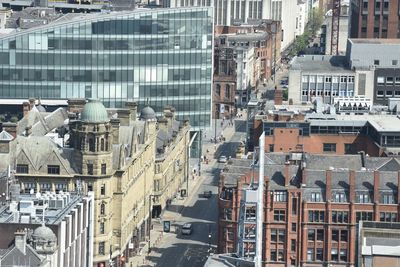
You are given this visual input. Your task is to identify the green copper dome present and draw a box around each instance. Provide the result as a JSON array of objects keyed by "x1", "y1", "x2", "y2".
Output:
[{"x1": 81, "y1": 99, "x2": 109, "y2": 123}]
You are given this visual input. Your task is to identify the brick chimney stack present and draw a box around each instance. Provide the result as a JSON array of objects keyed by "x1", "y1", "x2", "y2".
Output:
[{"x1": 274, "y1": 85, "x2": 283, "y2": 105}]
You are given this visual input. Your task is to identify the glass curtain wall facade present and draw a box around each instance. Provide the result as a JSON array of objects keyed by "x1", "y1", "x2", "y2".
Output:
[{"x1": 0, "y1": 7, "x2": 213, "y2": 129}]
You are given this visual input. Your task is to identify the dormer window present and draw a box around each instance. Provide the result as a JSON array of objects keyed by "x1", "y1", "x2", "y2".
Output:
[{"x1": 47, "y1": 165, "x2": 60, "y2": 175}]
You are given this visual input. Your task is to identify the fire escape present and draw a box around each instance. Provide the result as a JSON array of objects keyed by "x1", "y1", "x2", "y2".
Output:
[{"x1": 331, "y1": 0, "x2": 341, "y2": 55}]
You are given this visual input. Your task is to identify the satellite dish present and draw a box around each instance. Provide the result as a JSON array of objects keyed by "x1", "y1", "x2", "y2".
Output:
[{"x1": 29, "y1": 189, "x2": 34, "y2": 195}]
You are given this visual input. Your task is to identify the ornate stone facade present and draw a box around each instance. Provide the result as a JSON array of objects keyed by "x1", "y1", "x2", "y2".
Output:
[{"x1": 0, "y1": 99, "x2": 190, "y2": 266}]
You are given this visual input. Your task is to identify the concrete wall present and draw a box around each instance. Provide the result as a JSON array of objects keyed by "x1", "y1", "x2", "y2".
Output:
[{"x1": 288, "y1": 69, "x2": 302, "y2": 103}]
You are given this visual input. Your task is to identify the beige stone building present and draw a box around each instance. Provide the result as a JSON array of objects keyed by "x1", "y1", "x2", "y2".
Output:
[{"x1": 0, "y1": 99, "x2": 191, "y2": 267}]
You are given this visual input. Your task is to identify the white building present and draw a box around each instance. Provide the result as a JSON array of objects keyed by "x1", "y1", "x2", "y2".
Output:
[
  {"x1": 288, "y1": 55, "x2": 375, "y2": 104},
  {"x1": 0, "y1": 192, "x2": 94, "y2": 267}
]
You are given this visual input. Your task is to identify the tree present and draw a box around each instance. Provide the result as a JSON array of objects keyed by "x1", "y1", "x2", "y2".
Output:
[
  {"x1": 10, "y1": 116, "x2": 18, "y2": 123},
  {"x1": 309, "y1": 8, "x2": 324, "y2": 36}
]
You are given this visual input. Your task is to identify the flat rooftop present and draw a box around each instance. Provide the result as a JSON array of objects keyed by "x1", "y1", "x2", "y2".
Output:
[
  {"x1": 349, "y1": 38, "x2": 400, "y2": 45},
  {"x1": 0, "y1": 192, "x2": 87, "y2": 225},
  {"x1": 290, "y1": 55, "x2": 353, "y2": 73}
]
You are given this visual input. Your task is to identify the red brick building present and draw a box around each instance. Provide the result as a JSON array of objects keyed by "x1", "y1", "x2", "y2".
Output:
[
  {"x1": 218, "y1": 152, "x2": 400, "y2": 266},
  {"x1": 250, "y1": 112, "x2": 400, "y2": 157},
  {"x1": 350, "y1": 0, "x2": 400, "y2": 38}
]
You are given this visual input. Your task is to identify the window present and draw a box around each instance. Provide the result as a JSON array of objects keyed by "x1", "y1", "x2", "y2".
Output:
[
  {"x1": 332, "y1": 192, "x2": 347, "y2": 203},
  {"x1": 395, "y1": 91, "x2": 400, "y2": 97},
  {"x1": 87, "y1": 164, "x2": 93, "y2": 175},
  {"x1": 98, "y1": 241, "x2": 105, "y2": 255},
  {"x1": 332, "y1": 211, "x2": 349, "y2": 223},
  {"x1": 332, "y1": 230, "x2": 339, "y2": 242},
  {"x1": 380, "y1": 192, "x2": 396, "y2": 204},
  {"x1": 344, "y1": 143, "x2": 353, "y2": 154},
  {"x1": 100, "y1": 184, "x2": 106, "y2": 195},
  {"x1": 348, "y1": 76, "x2": 355, "y2": 83},
  {"x1": 395, "y1": 77, "x2": 400, "y2": 85},
  {"x1": 340, "y1": 249, "x2": 347, "y2": 262},
  {"x1": 47, "y1": 165, "x2": 60, "y2": 175},
  {"x1": 292, "y1": 198, "x2": 298, "y2": 215},
  {"x1": 270, "y1": 250, "x2": 277, "y2": 261},
  {"x1": 393, "y1": 60, "x2": 398, "y2": 66},
  {"x1": 271, "y1": 249, "x2": 285, "y2": 262},
  {"x1": 377, "y1": 90, "x2": 384, "y2": 97},
  {"x1": 223, "y1": 208, "x2": 232, "y2": 220},
  {"x1": 387, "y1": 77, "x2": 394, "y2": 84},
  {"x1": 316, "y1": 248, "x2": 323, "y2": 261},
  {"x1": 291, "y1": 239, "x2": 296, "y2": 252},
  {"x1": 340, "y1": 230, "x2": 348, "y2": 242},
  {"x1": 340, "y1": 76, "x2": 347, "y2": 83},
  {"x1": 317, "y1": 229, "x2": 324, "y2": 241},
  {"x1": 356, "y1": 192, "x2": 371, "y2": 203},
  {"x1": 291, "y1": 222, "x2": 297, "y2": 232},
  {"x1": 331, "y1": 248, "x2": 338, "y2": 261},
  {"x1": 323, "y1": 143, "x2": 336, "y2": 152},
  {"x1": 356, "y1": 212, "x2": 373, "y2": 222},
  {"x1": 380, "y1": 212, "x2": 397, "y2": 222},
  {"x1": 100, "y1": 222, "x2": 105, "y2": 234},
  {"x1": 215, "y1": 84, "x2": 221, "y2": 96},
  {"x1": 377, "y1": 76, "x2": 385, "y2": 85},
  {"x1": 374, "y1": 60, "x2": 380, "y2": 65},
  {"x1": 307, "y1": 248, "x2": 314, "y2": 261},
  {"x1": 16, "y1": 164, "x2": 29, "y2": 174},
  {"x1": 100, "y1": 203, "x2": 105, "y2": 215},
  {"x1": 100, "y1": 138, "x2": 105, "y2": 151},
  {"x1": 245, "y1": 207, "x2": 256, "y2": 221},
  {"x1": 308, "y1": 210, "x2": 325, "y2": 222},
  {"x1": 101, "y1": 164, "x2": 106, "y2": 175},
  {"x1": 325, "y1": 76, "x2": 332, "y2": 83},
  {"x1": 308, "y1": 229, "x2": 315, "y2": 241},
  {"x1": 386, "y1": 90, "x2": 393, "y2": 97},
  {"x1": 311, "y1": 192, "x2": 321, "y2": 202},
  {"x1": 273, "y1": 191, "x2": 287, "y2": 202},
  {"x1": 274, "y1": 210, "x2": 286, "y2": 221}
]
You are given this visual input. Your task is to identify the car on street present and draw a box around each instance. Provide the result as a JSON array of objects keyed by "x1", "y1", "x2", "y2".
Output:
[
  {"x1": 218, "y1": 155, "x2": 227, "y2": 163},
  {"x1": 203, "y1": 190, "x2": 212, "y2": 198},
  {"x1": 181, "y1": 223, "x2": 193, "y2": 235}
]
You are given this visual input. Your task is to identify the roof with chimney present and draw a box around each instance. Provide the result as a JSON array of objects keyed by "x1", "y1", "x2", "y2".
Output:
[
  {"x1": 221, "y1": 153, "x2": 400, "y2": 196},
  {"x1": 0, "y1": 242, "x2": 45, "y2": 266}
]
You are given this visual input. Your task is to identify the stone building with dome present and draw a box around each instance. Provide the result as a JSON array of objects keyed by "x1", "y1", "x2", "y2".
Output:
[
  {"x1": 0, "y1": 98, "x2": 191, "y2": 267},
  {"x1": 0, "y1": 192, "x2": 94, "y2": 267}
]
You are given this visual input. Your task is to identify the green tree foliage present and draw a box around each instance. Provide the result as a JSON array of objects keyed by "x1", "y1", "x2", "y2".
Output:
[
  {"x1": 309, "y1": 8, "x2": 324, "y2": 36},
  {"x1": 10, "y1": 116, "x2": 18, "y2": 123}
]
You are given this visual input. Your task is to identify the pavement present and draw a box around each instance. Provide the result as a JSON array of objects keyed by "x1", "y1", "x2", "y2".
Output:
[
  {"x1": 133, "y1": 118, "x2": 247, "y2": 267},
  {"x1": 257, "y1": 65, "x2": 289, "y2": 100}
]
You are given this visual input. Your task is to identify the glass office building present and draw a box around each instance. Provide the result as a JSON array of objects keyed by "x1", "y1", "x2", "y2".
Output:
[{"x1": 0, "y1": 7, "x2": 213, "y2": 129}]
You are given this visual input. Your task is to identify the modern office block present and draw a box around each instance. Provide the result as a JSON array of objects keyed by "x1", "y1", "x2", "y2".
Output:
[{"x1": 0, "y1": 7, "x2": 213, "y2": 129}]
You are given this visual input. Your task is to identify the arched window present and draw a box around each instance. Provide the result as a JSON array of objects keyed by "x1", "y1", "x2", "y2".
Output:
[
  {"x1": 226, "y1": 84, "x2": 231, "y2": 98},
  {"x1": 89, "y1": 138, "x2": 95, "y2": 152},
  {"x1": 215, "y1": 84, "x2": 221, "y2": 96},
  {"x1": 100, "y1": 203, "x2": 105, "y2": 215},
  {"x1": 100, "y1": 139, "x2": 105, "y2": 151}
]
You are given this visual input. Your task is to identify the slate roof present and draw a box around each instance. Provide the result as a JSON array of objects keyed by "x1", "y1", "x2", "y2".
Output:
[
  {"x1": 223, "y1": 153, "x2": 400, "y2": 193},
  {"x1": 0, "y1": 244, "x2": 44, "y2": 266},
  {"x1": 17, "y1": 107, "x2": 68, "y2": 136}
]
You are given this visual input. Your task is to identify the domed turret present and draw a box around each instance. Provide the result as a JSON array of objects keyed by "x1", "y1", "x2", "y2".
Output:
[
  {"x1": 31, "y1": 225, "x2": 57, "y2": 254},
  {"x1": 32, "y1": 225, "x2": 57, "y2": 243},
  {"x1": 81, "y1": 99, "x2": 109, "y2": 123},
  {"x1": 140, "y1": 106, "x2": 156, "y2": 120}
]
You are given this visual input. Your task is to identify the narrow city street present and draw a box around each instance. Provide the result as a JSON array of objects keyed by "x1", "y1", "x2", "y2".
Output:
[{"x1": 142, "y1": 120, "x2": 247, "y2": 267}]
